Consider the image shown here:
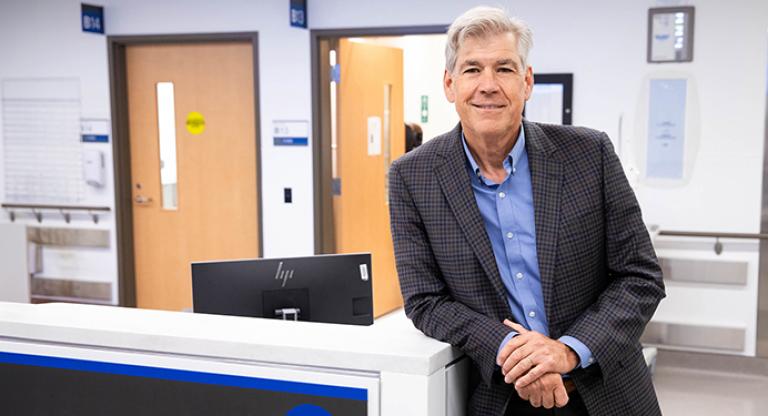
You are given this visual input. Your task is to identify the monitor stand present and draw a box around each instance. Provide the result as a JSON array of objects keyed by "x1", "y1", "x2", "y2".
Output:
[
  {"x1": 275, "y1": 308, "x2": 301, "y2": 321},
  {"x1": 262, "y1": 288, "x2": 310, "y2": 321}
]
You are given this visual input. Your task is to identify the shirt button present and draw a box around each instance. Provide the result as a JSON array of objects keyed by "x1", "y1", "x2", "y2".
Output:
[
  {"x1": 588, "y1": 357, "x2": 595, "y2": 364},
  {"x1": 498, "y1": 192, "x2": 506, "y2": 198},
  {"x1": 506, "y1": 232, "x2": 514, "y2": 239},
  {"x1": 516, "y1": 272, "x2": 523, "y2": 279},
  {"x1": 529, "y1": 311, "x2": 536, "y2": 318}
]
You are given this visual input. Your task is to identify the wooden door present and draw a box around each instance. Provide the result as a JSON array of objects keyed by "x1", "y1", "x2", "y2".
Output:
[
  {"x1": 336, "y1": 39, "x2": 404, "y2": 317},
  {"x1": 126, "y1": 42, "x2": 259, "y2": 311}
]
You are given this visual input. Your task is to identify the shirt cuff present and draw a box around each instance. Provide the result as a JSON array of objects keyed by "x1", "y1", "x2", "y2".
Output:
[
  {"x1": 496, "y1": 331, "x2": 519, "y2": 361},
  {"x1": 558, "y1": 335, "x2": 595, "y2": 370}
]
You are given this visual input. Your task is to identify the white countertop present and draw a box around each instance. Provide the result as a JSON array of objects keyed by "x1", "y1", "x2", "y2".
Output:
[{"x1": 0, "y1": 302, "x2": 460, "y2": 376}]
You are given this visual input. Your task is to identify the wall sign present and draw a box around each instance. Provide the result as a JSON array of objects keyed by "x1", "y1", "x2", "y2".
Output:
[
  {"x1": 367, "y1": 116, "x2": 381, "y2": 156},
  {"x1": 647, "y1": 7, "x2": 695, "y2": 63},
  {"x1": 646, "y1": 79, "x2": 687, "y2": 179},
  {"x1": 525, "y1": 73, "x2": 573, "y2": 125},
  {"x1": 81, "y1": 4, "x2": 104, "y2": 34},
  {"x1": 81, "y1": 134, "x2": 108, "y2": 143},
  {"x1": 185, "y1": 112, "x2": 206, "y2": 135},
  {"x1": 274, "y1": 120, "x2": 309, "y2": 146},
  {"x1": 81, "y1": 118, "x2": 110, "y2": 143},
  {"x1": 290, "y1": 0, "x2": 307, "y2": 29},
  {"x1": 420, "y1": 95, "x2": 429, "y2": 123}
]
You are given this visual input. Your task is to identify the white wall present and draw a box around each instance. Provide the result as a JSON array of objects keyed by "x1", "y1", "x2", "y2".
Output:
[
  {"x1": 401, "y1": 35, "x2": 460, "y2": 142},
  {"x1": 1, "y1": 0, "x2": 767, "y2": 311},
  {"x1": 390, "y1": 35, "x2": 459, "y2": 142}
]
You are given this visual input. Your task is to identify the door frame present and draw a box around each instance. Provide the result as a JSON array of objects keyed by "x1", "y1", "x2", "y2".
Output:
[
  {"x1": 310, "y1": 26, "x2": 447, "y2": 255},
  {"x1": 758, "y1": 33, "x2": 768, "y2": 358},
  {"x1": 108, "y1": 33, "x2": 263, "y2": 307}
]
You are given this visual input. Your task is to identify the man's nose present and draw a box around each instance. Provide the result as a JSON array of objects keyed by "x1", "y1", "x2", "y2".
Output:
[{"x1": 478, "y1": 69, "x2": 500, "y2": 93}]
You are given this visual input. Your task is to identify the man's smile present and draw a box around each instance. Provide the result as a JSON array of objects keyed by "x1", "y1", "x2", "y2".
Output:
[{"x1": 471, "y1": 103, "x2": 506, "y2": 109}]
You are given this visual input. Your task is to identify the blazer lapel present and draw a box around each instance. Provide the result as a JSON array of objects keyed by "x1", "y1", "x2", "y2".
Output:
[
  {"x1": 523, "y1": 121, "x2": 563, "y2": 322},
  {"x1": 434, "y1": 125, "x2": 509, "y2": 306}
]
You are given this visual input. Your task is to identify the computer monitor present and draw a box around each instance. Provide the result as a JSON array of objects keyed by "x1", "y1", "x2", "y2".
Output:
[{"x1": 191, "y1": 253, "x2": 373, "y2": 325}]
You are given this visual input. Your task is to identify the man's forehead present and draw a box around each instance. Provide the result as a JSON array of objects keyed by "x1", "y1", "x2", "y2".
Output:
[
  {"x1": 456, "y1": 33, "x2": 519, "y2": 62},
  {"x1": 457, "y1": 49, "x2": 520, "y2": 67}
]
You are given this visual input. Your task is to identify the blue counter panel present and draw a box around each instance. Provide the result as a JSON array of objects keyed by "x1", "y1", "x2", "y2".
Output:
[{"x1": 0, "y1": 351, "x2": 367, "y2": 416}]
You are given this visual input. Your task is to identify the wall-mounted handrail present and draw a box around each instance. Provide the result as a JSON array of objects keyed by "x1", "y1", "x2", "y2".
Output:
[
  {"x1": 655, "y1": 229, "x2": 768, "y2": 255},
  {"x1": 657, "y1": 230, "x2": 768, "y2": 240}
]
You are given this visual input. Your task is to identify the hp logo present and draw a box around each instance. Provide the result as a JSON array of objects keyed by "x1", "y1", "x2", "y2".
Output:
[{"x1": 274, "y1": 261, "x2": 295, "y2": 287}]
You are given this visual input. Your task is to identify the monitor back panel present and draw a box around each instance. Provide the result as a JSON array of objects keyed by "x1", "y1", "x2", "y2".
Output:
[{"x1": 192, "y1": 254, "x2": 373, "y2": 325}]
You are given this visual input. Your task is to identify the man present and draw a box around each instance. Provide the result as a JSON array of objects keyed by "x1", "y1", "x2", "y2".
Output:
[{"x1": 388, "y1": 6, "x2": 665, "y2": 416}]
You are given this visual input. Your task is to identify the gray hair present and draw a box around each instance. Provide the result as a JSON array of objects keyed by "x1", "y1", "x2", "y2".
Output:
[{"x1": 445, "y1": 6, "x2": 533, "y2": 73}]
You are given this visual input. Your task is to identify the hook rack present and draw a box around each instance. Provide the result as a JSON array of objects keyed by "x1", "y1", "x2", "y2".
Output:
[
  {"x1": 1, "y1": 203, "x2": 110, "y2": 225},
  {"x1": 32, "y1": 209, "x2": 42, "y2": 223}
]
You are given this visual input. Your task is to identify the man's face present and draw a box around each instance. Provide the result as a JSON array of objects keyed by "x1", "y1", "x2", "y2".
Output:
[{"x1": 444, "y1": 32, "x2": 533, "y2": 141}]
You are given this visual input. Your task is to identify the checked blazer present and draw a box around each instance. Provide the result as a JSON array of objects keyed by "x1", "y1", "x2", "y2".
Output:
[{"x1": 388, "y1": 121, "x2": 665, "y2": 416}]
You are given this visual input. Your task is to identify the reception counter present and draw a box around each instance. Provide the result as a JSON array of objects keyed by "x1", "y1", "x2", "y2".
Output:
[{"x1": 0, "y1": 302, "x2": 467, "y2": 416}]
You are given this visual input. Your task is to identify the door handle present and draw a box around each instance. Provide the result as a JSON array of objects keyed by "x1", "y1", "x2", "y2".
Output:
[{"x1": 134, "y1": 195, "x2": 153, "y2": 205}]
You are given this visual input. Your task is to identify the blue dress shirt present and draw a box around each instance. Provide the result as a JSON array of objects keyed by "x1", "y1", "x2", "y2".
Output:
[{"x1": 461, "y1": 128, "x2": 595, "y2": 371}]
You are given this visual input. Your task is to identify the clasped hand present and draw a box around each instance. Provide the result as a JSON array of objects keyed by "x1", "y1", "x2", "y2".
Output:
[{"x1": 496, "y1": 319, "x2": 579, "y2": 408}]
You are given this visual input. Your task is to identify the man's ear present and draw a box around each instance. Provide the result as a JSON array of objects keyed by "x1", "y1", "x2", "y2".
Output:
[
  {"x1": 444, "y1": 69, "x2": 456, "y2": 103},
  {"x1": 523, "y1": 66, "x2": 534, "y2": 101}
]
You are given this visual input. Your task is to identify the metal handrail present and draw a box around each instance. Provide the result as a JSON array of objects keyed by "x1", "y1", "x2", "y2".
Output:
[
  {"x1": 655, "y1": 230, "x2": 768, "y2": 255},
  {"x1": 657, "y1": 230, "x2": 768, "y2": 240}
]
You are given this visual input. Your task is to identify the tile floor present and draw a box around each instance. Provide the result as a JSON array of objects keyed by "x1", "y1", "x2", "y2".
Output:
[{"x1": 654, "y1": 366, "x2": 768, "y2": 415}]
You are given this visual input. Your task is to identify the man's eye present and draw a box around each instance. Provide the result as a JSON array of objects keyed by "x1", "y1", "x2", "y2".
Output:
[
  {"x1": 498, "y1": 67, "x2": 515, "y2": 73},
  {"x1": 464, "y1": 68, "x2": 480, "y2": 74}
]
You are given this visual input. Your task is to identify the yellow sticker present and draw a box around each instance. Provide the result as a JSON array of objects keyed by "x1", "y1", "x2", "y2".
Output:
[{"x1": 185, "y1": 111, "x2": 206, "y2": 135}]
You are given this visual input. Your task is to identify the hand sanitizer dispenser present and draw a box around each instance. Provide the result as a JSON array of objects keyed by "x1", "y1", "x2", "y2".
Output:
[{"x1": 83, "y1": 149, "x2": 105, "y2": 188}]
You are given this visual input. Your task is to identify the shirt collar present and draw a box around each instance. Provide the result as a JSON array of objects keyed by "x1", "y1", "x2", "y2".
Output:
[{"x1": 461, "y1": 125, "x2": 526, "y2": 179}]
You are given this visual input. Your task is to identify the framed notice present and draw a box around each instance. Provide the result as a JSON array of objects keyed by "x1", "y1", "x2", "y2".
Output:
[
  {"x1": 647, "y1": 7, "x2": 695, "y2": 63},
  {"x1": 524, "y1": 73, "x2": 573, "y2": 125},
  {"x1": 646, "y1": 79, "x2": 687, "y2": 179}
]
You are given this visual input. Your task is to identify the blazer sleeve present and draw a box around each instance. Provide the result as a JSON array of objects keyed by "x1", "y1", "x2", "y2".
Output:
[
  {"x1": 388, "y1": 160, "x2": 512, "y2": 387},
  {"x1": 562, "y1": 133, "x2": 666, "y2": 379}
]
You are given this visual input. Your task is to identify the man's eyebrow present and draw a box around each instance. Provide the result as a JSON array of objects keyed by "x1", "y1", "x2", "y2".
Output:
[{"x1": 460, "y1": 59, "x2": 519, "y2": 68}]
